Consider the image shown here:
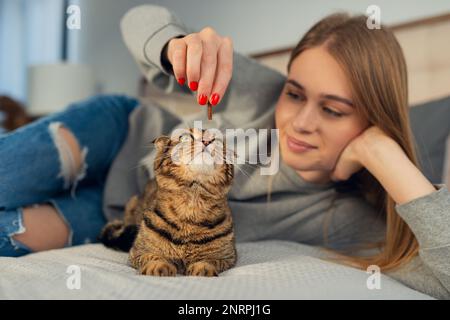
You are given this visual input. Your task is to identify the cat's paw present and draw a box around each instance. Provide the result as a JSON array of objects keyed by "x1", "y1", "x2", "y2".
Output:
[
  {"x1": 186, "y1": 261, "x2": 219, "y2": 277},
  {"x1": 140, "y1": 260, "x2": 177, "y2": 277}
]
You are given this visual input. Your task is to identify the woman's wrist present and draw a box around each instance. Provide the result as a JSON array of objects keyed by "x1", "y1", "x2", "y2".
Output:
[
  {"x1": 354, "y1": 134, "x2": 400, "y2": 169},
  {"x1": 354, "y1": 134, "x2": 437, "y2": 205}
]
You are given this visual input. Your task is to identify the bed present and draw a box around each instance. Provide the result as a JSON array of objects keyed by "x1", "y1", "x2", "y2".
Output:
[
  {"x1": 0, "y1": 241, "x2": 433, "y2": 299},
  {"x1": 0, "y1": 93, "x2": 448, "y2": 300}
]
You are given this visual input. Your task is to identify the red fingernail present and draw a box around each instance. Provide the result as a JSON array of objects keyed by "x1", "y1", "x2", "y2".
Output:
[
  {"x1": 189, "y1": 81, "x2": 198, "y2": 91},
  {"x1": 178, "y1": 78, "x2": 185, "y2": 86},
  {"x1": 210, "y1": 93, "x2": 220, "y2": 106},
  {"x1": 198, "y1": 94, "x2": 208, "y2": 105}
]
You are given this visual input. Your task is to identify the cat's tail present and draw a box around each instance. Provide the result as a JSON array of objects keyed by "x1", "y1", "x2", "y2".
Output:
[{"x1": 98, "y1": 220, "x2": 138, "y2": 252}]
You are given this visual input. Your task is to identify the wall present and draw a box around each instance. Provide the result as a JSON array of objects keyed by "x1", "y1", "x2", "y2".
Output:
[{"x1": 68, "y1": 0, "x2": 450, "y2": 96}]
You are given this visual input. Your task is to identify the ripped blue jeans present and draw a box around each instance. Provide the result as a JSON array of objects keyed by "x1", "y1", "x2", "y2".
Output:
[{"x1": 0, "y1": 95, "x2": 139, "y2": 257}]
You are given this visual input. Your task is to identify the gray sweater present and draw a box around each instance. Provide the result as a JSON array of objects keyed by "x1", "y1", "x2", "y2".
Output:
[{"x1": 103, "y1": 5, "x2": 450, "y2": 299}]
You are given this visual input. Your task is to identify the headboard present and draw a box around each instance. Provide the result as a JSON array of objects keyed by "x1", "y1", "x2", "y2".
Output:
[{"x1": 252, "y1": 13, "x2": 450, "y2": 107}]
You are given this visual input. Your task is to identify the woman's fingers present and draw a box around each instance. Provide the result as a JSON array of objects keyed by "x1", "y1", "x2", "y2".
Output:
[
  {"x1": 210, "y1": 37, "x2": 233, "y2": 107},
  {"x1": 197, "y1": 33, "x2": 219, "y2": 106},
  {"x1": 185, "y1": 34, "x2": 202, "y2": 92},
  {"x1": 168, "y1": 28, "x2": 233, "y2": 107},
  {"x1": 168, "y1": 38, "x2": 187, "y2": 85}
]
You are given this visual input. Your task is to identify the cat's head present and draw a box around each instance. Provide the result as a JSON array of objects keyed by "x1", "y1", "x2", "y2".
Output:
[{"x1": 152, "y1": 128, "x2": 235, "y2": 192}]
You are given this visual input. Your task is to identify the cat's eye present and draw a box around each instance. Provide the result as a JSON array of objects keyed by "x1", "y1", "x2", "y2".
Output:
[{"x1": 179, "y1": 133, "x2": 194, "y2": 143}]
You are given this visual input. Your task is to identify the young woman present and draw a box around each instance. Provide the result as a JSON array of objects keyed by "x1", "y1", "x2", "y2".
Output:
[{"x1": 0, "y1": 5, "x2": 448, "y2": 298}]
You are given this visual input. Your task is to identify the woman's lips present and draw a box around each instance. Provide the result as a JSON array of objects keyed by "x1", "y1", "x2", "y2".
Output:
[{"x1": 286, "y1": 135, "x2": 317, "y2": 153}]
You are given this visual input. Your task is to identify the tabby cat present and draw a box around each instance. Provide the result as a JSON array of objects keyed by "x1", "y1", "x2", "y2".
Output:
[{"x1": 99, "y1": 128, "x2": 237, "y2": 277}]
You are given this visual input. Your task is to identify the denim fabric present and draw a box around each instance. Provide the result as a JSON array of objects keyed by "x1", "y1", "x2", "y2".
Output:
[
  {"x1": 0, "y1": 95, "x2": 139, "y2": 257},
  {"x1": 0, "y1": 207, "x2": 30, "y2": 257}
]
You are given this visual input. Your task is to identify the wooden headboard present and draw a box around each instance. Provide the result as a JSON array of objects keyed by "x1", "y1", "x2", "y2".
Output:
[{"x1": 252, "y1": 13, "x2": 450, "y2": 106}]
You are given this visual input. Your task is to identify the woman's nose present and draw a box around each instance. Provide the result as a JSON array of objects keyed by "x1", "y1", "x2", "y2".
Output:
[{"x1": 292, "y1": 103, "x2": 318, "y2": 133}]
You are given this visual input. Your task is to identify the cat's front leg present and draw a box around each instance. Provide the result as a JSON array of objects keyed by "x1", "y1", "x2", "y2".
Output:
[
  {"x1": 215, "y1": 257, "x2": 237, "y2": 274},
  {"x1": 131, "y1": 252, "x2": 178, "y2": 277},
  {"x1": 186, "y1": 256, "x2": 237, "y2": 277},
  {"x1": 186, "y1": 261, "x2": 219, "y2": 277}
]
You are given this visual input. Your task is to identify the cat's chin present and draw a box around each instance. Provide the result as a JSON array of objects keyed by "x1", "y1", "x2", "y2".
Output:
[
  {"x1": 187, "y1": 163, "x2": 216, "y2": 176},
  {"x1": 185, "y1": 151, "x2": 218, "y2": 175}
]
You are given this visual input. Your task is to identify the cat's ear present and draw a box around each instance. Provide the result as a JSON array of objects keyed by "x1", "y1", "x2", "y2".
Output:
[{"x1": 152, "y1": 136, "x2": 171, "y2": 151}]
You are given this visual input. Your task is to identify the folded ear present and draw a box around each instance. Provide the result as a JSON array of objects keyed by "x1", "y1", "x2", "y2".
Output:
[{"x1": 152, "y1": 136, "x2": 171, "y2": 151}]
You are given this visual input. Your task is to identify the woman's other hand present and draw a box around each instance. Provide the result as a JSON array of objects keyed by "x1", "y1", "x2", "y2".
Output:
[
  {"x1": 330, "y1": 125, "x2": 437, "y2": 205},
  {"x1": 330, "y1": 126, "x2": 393, "y2": 182}
]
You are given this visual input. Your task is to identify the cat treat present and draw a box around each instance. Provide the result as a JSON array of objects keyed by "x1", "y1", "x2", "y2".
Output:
[{"x1": 207, "y1": 102, "x2": 213, "y2": 120}]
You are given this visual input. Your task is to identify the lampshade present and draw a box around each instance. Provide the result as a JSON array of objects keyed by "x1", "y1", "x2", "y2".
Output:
[{"x1": 27, "y1": 63, "x2": 96, "y2": 116}]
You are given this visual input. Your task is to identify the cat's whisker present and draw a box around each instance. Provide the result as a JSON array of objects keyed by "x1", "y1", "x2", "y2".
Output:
[
  {"x1": 234, "y1": 164, "x2": 252, "y2": 179},
  {"x1": 238, "y1": 161, "x2": 265, "y2": 168},
  {"x1": 221, "y1": 155, "x2": 266, "y2": 167},
  {"x1": 213, "y1": 154, "x2": 253, "y2": 179},
  {"x1": 130, "y1": 151, "x2": 179, "y2": 171},
  {"x1": 129, "y1": 162, "x2": 149, "y2": 171}
]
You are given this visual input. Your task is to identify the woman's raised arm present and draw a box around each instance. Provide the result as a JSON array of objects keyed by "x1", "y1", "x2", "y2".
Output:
[{"x1": 120, "y1": 4, "x2": 287, "y2": 127}]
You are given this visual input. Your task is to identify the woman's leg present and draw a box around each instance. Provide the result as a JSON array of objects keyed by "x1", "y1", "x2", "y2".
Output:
[
  {"x1": 0, "y1": 182, "x2": 106, "y2": 257},
  {"x1": 12, "y1": 204, "x2": 70, "y2": 252},
  {"x1": 0, "y1": 94, "x2": 139, "y2": 210}
]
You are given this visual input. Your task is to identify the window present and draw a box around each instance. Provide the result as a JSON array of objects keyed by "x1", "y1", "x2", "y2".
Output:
[{"x1": 0, "y1": 0, "x2": 64, "y2": 103}]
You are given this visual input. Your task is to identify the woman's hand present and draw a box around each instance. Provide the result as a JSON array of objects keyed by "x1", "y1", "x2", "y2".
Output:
[
  {"x1": 166, "y1": 27, "x2": 233, "y2": 107},
  {"x1": 330, "y1": 126, "x2": 393, "y2": 182},
  {"x1": 330, "y1": 125, "x2": 436, "y2": 205}
]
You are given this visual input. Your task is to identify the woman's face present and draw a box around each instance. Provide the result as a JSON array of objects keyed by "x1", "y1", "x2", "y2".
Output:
[{"x1": 275, "y1": 45, "x2": 369, "y2": 184}]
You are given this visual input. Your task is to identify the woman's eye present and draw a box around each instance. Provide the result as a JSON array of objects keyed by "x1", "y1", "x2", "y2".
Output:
[
  {"x1": 179, "y1": 134, "x2": 194, "y2": 142},
  {"x1": 286, "y1": 91, "x2": 306, "y2": 101},
  {"x1": 285, "y1": 91, "x2": 344, "y2": 118},
  {"x1": 323, "y1": 106, "x2": 343, "y2": 117}
]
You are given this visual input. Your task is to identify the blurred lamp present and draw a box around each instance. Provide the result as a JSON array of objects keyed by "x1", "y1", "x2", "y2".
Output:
[{"x1": 27, "y1": 63, "x2": 95, "y2": 116}]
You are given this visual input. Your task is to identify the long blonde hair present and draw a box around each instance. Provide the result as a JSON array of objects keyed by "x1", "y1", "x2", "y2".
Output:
[{"x1": 284, "y1": 13, "x2": 420, "y2": 271}]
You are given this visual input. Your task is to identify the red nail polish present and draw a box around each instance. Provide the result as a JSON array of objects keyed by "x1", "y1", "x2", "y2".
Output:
[
  {"x1": 178, "y1": 78, "x2": 185, "y2": 86},
  {"x1": 199, "y1": 94, "x2": 208, "y2": 105},
  {"x1": 210, "y1": 93, "x2": 220, "y2": 106},
  {"x1": 189, "y1": 81, "x2": 198, "y2": 91}
]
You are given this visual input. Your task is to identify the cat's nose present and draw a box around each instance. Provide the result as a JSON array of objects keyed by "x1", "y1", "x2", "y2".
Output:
[{"x1": 202, "y1": 139, "x2": 214, "y2": 147}]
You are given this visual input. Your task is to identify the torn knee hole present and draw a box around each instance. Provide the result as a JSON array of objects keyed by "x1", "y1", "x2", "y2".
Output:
[
  {"x1": 13, "y1": 203, "x2": 72, "y2": 252},
  {"x1": 48, "y1": 122, "x2": 88, "y2": 194}
]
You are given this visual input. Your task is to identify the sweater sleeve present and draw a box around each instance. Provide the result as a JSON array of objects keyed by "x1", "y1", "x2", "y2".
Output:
[
  {"x1": 120, "y1": 4, "x2": 288, "y2": 128},
  {"x1": 389, "y1": 183, "x2": 450, "y2": 299},
  {"x1": 120, "y1": 4, "x2": 191, "y2": 95}
]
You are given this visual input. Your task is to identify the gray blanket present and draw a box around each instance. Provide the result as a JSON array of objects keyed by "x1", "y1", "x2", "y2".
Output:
[{"x1": 0, "y1": 241, "x2": 432, "y2": 299}]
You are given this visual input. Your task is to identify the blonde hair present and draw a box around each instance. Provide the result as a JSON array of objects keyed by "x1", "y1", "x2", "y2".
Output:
[{"x1": 275, "y1": 13, "x2": 421, "y2": 271}]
